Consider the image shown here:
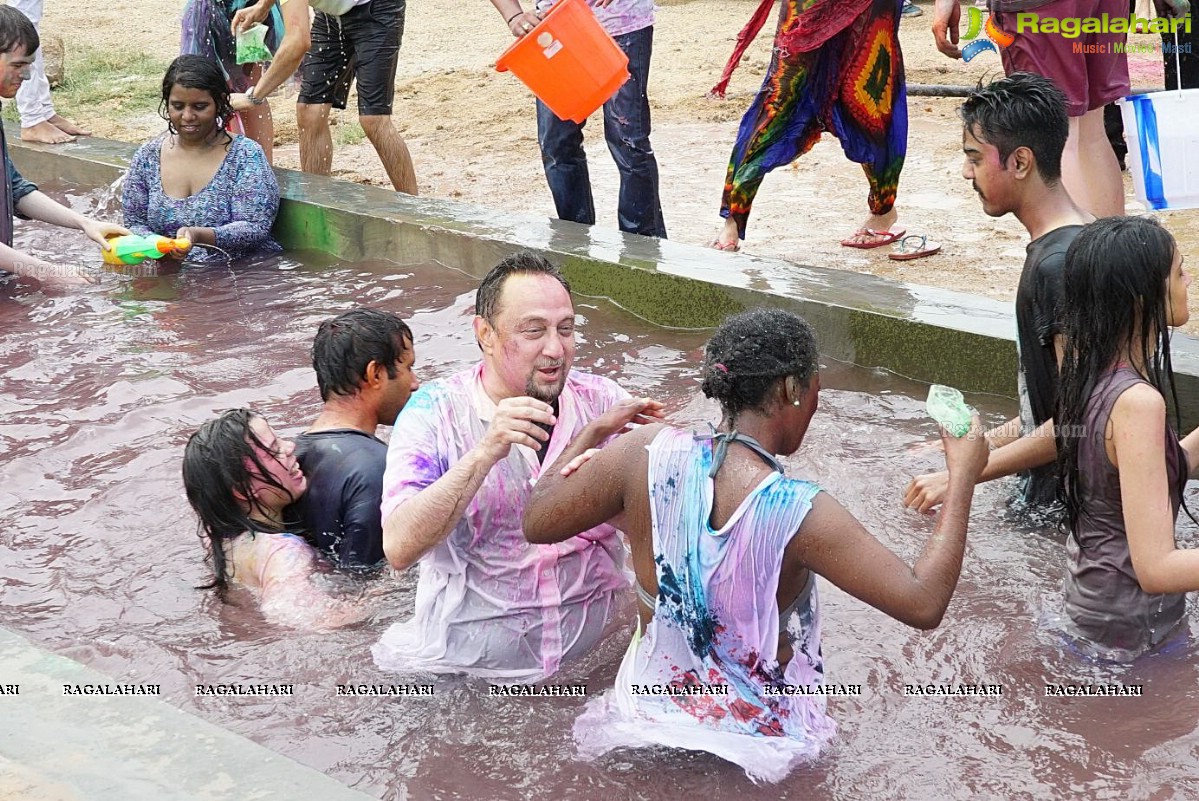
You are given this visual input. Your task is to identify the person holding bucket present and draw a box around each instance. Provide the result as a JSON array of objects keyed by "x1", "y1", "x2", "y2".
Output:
[{"x1": 491, "y1": 0, "x2": 667, "y2": 239}]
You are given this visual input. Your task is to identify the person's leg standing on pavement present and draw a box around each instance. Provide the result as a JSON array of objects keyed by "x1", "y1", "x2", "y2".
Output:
[
  {"x1": 601, "y1": 25, "x2": 666, "y2": 238},
  {"x1": 537, "y1": 102, "x2": 596, "y2": 226},
  {"x1": 10, "y1": 0, "x2": 88, "y2": 143}
]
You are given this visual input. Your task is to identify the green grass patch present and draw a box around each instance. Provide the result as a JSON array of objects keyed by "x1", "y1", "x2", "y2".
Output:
[
  {"x1": 1, "y1": 45, "x2": 170, "y2": 125},
  {"x1": 333, "y1": 118, "x2": 367, "y2": 147}
]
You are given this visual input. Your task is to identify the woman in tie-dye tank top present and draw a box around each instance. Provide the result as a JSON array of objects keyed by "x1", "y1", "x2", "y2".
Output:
[{"x1": 524, "y1": 308, "x2": 988, "y2": 782}]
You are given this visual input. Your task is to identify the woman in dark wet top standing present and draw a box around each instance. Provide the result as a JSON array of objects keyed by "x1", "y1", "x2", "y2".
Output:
[{"x1": 1055, "y1": 216, "x2": 1199, "y2": 660}]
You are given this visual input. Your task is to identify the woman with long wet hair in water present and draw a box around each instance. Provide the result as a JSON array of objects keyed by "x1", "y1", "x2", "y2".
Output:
[
  {"x1": 524, "y1": 308, "x2": 988, "y2": 782},
  {"x1": 183, "y1": 409, "x2": 365, "y2": 629},
  {"x1": 1054, "y1": 216, "x2": 1199, "y2": 660}
]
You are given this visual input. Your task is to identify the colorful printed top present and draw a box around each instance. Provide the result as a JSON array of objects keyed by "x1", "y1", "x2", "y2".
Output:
[
  {"x1": 122, "y1": 134, "x2": 282, "y2": 262},
  {"x1": 372, "y1": 363, "x2": 631, "y2": 681},
  {"x1": 573, "y1": 427, "x2": 836, "y2": 783},
  {"x1": 535, "y1": 0, "x2": 654, "y2": 38}
]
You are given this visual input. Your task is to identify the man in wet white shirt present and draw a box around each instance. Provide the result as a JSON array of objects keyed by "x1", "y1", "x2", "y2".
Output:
[{"x1": 372, "y1": 252, "x2": 660, "y2": 681}]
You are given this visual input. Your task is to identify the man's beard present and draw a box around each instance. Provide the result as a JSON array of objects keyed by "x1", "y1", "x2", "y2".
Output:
[{"x1": 525, "y1": 360, "x2": 567, "y2": 403}]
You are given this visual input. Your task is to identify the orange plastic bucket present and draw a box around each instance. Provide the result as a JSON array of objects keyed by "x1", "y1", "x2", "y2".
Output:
[{"x1": 495, "y1": 0, "x2": 630, "y2": 124}]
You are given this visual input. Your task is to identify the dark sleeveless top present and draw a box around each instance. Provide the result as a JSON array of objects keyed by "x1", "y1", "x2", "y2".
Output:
[{"x1": 1064, "y1": 367, "x2": 1188, "y2": 654}]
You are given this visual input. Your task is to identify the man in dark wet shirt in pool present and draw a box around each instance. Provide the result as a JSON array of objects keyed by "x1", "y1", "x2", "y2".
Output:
[
  {"x1": 289, "y1": 307, "x2": 419, "y2": 569},
  {"x1": 904, "y1": 73, "x2": 1091, "y2": 515}
]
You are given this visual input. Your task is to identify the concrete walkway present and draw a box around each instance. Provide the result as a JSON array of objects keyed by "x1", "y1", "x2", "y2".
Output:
[{"x1": 0, "y1": 627, "x2": 375, "y2": 801}]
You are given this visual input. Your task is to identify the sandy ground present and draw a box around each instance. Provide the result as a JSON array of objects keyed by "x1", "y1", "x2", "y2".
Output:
[{"x1": 41, "y1": 0, "x2": 1199, "y2": 329}]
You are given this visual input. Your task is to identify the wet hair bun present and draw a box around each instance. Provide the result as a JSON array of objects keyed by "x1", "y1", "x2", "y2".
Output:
[
  {"x1": 701, "y1": 361, "x2": 735, "y2": 401},
  {"x1": 701, "y1": 308, "x2": 818, "y2": 415}
]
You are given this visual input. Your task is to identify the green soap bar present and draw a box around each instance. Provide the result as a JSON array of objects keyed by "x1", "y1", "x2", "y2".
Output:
[{"x1": 926, "y1": 384, "x2": 972, "y2": 438}]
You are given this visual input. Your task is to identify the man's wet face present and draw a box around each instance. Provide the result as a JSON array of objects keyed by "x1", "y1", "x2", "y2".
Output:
[
  {"x1": 486, "y1": 273, "x2": 576, "y2": 402},
  {"x1": 962, "y1": 125, "x2": 1015, "y2": 218}
]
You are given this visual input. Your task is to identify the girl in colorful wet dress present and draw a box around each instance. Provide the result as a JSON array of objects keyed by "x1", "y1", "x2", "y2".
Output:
[
  {"x1": 711, "y1": 0, "x2": 908, "y2": 252},
  {"x1": 183, "y1": 409, "x2": 366, "y2": 630},
  {"x1": 1055, "y1": 216, "x2": 1199, "y2": 660},
  {"x1": 122, "y1": 56, "x2": 280, "y2": 263},
  {"x1": 523, "y1": 308, "x2": 988, "y2": 782}
]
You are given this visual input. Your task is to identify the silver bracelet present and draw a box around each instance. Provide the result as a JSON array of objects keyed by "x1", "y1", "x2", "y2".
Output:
[{"x1": 246, "y1": 86, "x2": 268, "y2": 106}]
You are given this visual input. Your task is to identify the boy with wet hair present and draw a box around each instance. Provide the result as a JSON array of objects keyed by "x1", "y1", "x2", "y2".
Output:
[
  {"x1": 291, "y1": 307, "x2": 419, "y2": 568},
  {"x1": 905, "y1": 72, "x2": 1090, "y2": 514},
  {"x1": 930, "y1": 0, "x2": 1163, "y2": 217}
]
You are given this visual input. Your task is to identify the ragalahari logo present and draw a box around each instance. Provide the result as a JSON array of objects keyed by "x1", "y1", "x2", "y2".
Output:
[{"x1": 960, "y1": 7, "x2": 1017, "y2": 61}]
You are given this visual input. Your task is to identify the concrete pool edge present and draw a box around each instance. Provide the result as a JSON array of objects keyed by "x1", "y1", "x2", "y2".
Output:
[
  {"x1": 11, "y1": 125, "x2": 1199, "y2": 419},
  {"x1": 0, "y1": 626, "x2": 376, "y2": 801}
]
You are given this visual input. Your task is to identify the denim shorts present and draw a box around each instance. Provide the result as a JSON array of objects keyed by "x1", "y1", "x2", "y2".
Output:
[{"x1": 298, "y1": 0, "x2": 404, "y2": 115}]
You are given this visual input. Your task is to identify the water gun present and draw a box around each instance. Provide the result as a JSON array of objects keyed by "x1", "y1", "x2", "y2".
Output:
[{"x1": 102, "y1": 234, "x2": 192, "y2": 265}]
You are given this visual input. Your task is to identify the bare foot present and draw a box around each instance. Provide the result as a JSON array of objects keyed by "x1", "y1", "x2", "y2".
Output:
[
  {"x1": 709, "y1": 217, "x2": 741, "y2": 252},
  {"x1": 862, "y1": 209, "x2": 899, "y2": 234},
  {"x1": 21, "y1": 120, "x2": 74, "y2": 144},
  {"x1": 48, "y1": 114, "x2": 91, "y2": 137}
]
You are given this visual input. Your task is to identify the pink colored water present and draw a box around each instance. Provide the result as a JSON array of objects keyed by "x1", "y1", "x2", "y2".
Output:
[{"x1": 1, "y1": 184, "x2": 1198, "y2": 799}]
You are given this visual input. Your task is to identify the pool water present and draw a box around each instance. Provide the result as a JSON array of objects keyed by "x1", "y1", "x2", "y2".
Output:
[{"x1": 2, "y1": 186, "x2": 1199, "y2": 800}]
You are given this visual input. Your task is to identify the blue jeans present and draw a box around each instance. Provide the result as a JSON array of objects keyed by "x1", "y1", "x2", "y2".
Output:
[{"x1": 535, "y1": 25, "x2": 666, "y2": 239}]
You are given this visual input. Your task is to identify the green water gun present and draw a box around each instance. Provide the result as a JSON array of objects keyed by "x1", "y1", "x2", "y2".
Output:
[{"x1": 102, "y1": 234, "x2": 191, "y2": 265}]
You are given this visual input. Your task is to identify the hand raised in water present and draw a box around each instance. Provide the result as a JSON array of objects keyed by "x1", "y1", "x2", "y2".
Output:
[
  {"x1": 941, "y1": 413, "x2": 989, "y2": 483},
  {"x1": 80, "y1": 219, "x2": 130, "y2": 251},
  {"x1": 589, "y1": 397, "x2": 665, "y2": 441},
  {"x1": 904, "y1": 470, "x2": 950, "y2": 514},
  {"x1": 172, "y1": 228, "x2": 196, "y2": 260},
  {"x1": 906, "y1": 415, "x2": 988, "y2": 514}
]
